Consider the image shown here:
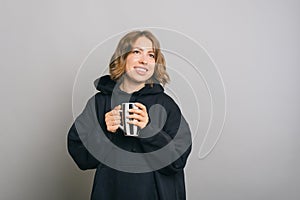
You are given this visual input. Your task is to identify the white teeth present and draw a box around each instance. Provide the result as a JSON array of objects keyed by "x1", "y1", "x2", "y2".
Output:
[{"x1": 135, "y1": 67, "x2": 147, "y2": 72}]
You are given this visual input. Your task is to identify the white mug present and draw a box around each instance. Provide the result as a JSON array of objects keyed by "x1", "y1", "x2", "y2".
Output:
[{"x1": 119, "y1": 103, "x2": 140, "y2": 137}]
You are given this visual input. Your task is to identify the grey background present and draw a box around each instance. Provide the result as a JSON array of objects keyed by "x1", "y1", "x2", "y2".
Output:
[{"x1": 1, "y1": 0, "x2": 299, "y2": 200}]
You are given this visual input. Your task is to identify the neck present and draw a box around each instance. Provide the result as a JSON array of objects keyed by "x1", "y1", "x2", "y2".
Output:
[{"x1": 120, "y1": 78, "x2": 145, "y2": 94}]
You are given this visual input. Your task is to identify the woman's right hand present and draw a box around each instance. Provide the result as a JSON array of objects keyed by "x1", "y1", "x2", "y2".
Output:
[{"x1": 105, "y1": 105, "x2": 121, "y2": 133}]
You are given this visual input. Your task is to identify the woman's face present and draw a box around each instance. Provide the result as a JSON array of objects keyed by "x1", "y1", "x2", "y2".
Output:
[{"x1": 124, "y1": 36, "x2": 156, "y2": 85}]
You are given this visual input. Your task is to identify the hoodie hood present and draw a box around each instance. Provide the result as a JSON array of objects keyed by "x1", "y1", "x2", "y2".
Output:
[{"x1": 94, "y1": 75, "x2": 164, "y2": 96}]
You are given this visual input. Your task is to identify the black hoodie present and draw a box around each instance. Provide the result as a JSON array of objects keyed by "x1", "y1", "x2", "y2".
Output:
[{"x1": 67, "y1": 75, "x2": 192, "y2": 200}]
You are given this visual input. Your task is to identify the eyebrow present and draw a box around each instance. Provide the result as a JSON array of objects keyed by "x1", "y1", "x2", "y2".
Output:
[{"x1": 132, "y1": 47, "x2": 155, "y2": 53}]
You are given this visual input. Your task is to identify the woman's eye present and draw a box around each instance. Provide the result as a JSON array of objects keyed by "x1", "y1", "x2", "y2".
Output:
[
  {"x1": 149, "y1": 54, "x2": 155, "y2": 58},
  {"x1": 132, "y1": 50, "x2": 140, "y2": 54}
]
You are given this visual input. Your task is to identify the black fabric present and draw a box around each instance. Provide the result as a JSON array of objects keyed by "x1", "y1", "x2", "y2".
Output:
[{"x1": 67, "y1": 75, "x2": 192, "y2": 200}]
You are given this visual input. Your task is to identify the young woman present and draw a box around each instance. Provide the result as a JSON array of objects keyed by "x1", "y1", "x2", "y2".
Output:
[{"x1": 68, "y1": 30, "x2": 192, "y2": 200}]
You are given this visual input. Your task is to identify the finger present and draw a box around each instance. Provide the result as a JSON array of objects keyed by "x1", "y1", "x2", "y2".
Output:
[
  {"x1": 107, "y1": 119, "x2": 121, "y2": 126},
  {"x1": 108, "y1": 125, "x2": 119, "y2": 133},
  {"x1": 112, "y1": 109, "x2": 121, "y2": 116},
  {"x1": 127, "y1": 119, "x2": 140, "y2": 125},
  {"x1": 111, "y1": 109, "x2": 118, "y2": 115},
  {"x1": 114, "y1": 105, "x2": 121, "y2": 110},
  {"x1": 105, "y1": 115, "x2": 120, "y2": 123},
  {"x1": 105, "y1": 112, "x2": 111, "y2": 118},
  {"x1": 127, "y1": 120, "x2": 146, "y2": 129},
  {"x1": 106, "y1": 121, "x2": 114, "y2": 126},
  {"x1": 113, "y1": 115, "x2": 121, "y2": 120},
  {"x1": 112, "y1": 119, "x2": 121, "y2": 125},
  {"x1": 127, "y1": 114, "x2": 145, "y2": 122},
  {"x1": 134, "y1": 103, "x2": 146, "y2": 111},
  {"x1": 106, "y1": 105, "x2": 121, "y2": 116},
  {"x1": 128, "y1": 108, "x2": 144, "y2": 116},
  {"x1": 111, "y1": 124, "x2": 120, "y2": 129},
  {"x1": 106, "y1": 110, "x2": 116, "y2": 117}
]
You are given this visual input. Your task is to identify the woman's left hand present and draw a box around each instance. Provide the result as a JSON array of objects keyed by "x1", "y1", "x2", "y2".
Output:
[{"x1": 127, "y1": 102, "x2": 149, "y2": 129}]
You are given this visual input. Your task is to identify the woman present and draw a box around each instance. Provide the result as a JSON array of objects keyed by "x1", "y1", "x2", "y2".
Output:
[{"x1": 68, "y1": 30, "x2": 192, "y2": 200}]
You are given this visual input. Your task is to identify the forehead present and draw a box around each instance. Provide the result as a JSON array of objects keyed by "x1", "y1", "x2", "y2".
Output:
[{"x1": 132, "y1": 36, "x2": 153, "y2": 50}]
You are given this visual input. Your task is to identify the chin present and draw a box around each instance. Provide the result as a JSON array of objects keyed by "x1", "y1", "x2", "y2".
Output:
[
  {"x1": 126, "y1": 74, "x2": 152, "y2": 84},
  {"x1": 134, "y1": 78, "x2": 149, "y2": 84}
]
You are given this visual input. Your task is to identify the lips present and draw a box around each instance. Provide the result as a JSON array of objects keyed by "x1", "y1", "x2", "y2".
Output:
[{"x1": 134, "y1": 66, "x2": 148, "y2": 75}]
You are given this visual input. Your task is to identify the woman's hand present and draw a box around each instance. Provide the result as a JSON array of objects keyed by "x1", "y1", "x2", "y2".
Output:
[
  {"x1": 127, "y1": 103, "x2": 149, "y2": 129},
  {"x1": 105, "y1": 105, "x2": 121, "y2": 133}
]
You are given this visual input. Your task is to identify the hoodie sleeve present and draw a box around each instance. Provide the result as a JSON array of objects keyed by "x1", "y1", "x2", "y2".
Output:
[
  {"x1": 67, "y1": 96, "x2": 101, "y2": 170},
  {"x1": 138, "y1": 95, "x2": 192, "y2": 176}
]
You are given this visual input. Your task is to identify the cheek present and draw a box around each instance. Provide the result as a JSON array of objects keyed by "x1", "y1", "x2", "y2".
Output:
[
  {"x1": 148, "y1": 65, "x2": 156, "y2": 76},
  {"x1": 150, "y1": 63, "x2": 156, "y2": 71},
  {"x1": 125, "y1": 56, "x2": 137, "y2": 69}
]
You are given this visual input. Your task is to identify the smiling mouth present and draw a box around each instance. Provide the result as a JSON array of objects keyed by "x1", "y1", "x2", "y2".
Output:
[{"x1": 134, "y1": 66, "x2": 148, "y2": 73}]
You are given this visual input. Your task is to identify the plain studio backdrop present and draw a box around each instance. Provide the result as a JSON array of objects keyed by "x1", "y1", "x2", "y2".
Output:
[{"x1": 1, "y1": 0, "x2": 299, "y2": 200}]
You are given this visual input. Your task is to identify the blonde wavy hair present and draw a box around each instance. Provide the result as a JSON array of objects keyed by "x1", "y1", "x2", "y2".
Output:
[{"x1": 109, "y1": 30, "x2": 170, "y2": 86}]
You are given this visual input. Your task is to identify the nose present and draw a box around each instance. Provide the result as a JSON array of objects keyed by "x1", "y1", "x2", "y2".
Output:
[
  {"x1": 141, "y1": 59, "x2": 148, "y2": 65},
  {"x1": 139, "y1": 53, "x2": 148, "y2": 65}
]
